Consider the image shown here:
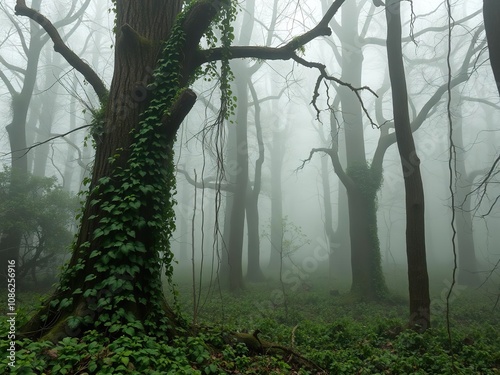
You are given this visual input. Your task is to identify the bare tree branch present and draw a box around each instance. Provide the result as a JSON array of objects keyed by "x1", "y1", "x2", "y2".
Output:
[
  {"x1": 0, "y1": 123, "x2": 91, "y2": 158},
  {"x1": 0, "y1": 54, "x2": 26, "y2": 75},
  {"x1": 363, "y1": 9, "x2": 483, "y2": 46},
  {"x1": 15, "y1": 0, "x2": 108, "y2": 102},
  {"x1": 1, "y1": 6, "x2": 30, "y2": 54},
  {"x1": 297, "y1": 147, "x2": 354, "y2": 189},
  {"x1": 248, "y1": 86, "x2": 286, "y2": 106},
  {"x1": 296, "y1": 53, "x2": 378, "y2": 125},
  {"x1": 465, "y1": 155, "x2": 500, "y2": 216},
  {"x1": 0, "y1": 68, "x2": 18, "y2": 96},
  {"x1": 60, "y1": 134, "x2": 90, "y2": 171},
  {"x1": 198, "y1": 0, "x2": 345, "y2": 65},
  {"x1": 177, "y1": 167, "x2": 233, "y2": 192},
  {"x1": 462, "y1": 96, "x2": 500, "y2": 110}
]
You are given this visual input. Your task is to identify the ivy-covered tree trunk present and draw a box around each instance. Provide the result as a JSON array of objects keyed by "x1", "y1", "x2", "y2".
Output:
[
  {"x1": 346, "y1": 165, "x2": 386, "y2": 299},
  {"x1": 19, "y1": 0, "x2": 202, "y2": 341}
]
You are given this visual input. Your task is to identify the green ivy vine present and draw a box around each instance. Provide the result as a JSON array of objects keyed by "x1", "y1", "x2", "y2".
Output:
[{"x1": 200, "y1": 0, "x2": 238, "y2": 119}]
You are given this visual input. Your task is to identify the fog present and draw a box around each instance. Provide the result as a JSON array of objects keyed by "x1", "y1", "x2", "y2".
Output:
[{"x1": 1, "y1": 0, "x2": 499, "y2": 319}]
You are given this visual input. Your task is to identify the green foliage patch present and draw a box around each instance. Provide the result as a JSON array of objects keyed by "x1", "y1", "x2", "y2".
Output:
[
  {"x1": 2, "y1": 285, "x2": 499, "y2": 374},
  {"x1": 0, "y1": 167, "x2": 78, "y2": 284}
]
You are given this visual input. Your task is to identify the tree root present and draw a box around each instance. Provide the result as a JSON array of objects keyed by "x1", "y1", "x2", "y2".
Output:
[{"x1": 224, "y1": 329, "x2": 326, "y2": 373}]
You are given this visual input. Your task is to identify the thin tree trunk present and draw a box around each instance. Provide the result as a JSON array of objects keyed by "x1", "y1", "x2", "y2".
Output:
[
  {"x1": 246, "y1": 81, "x2": 265, "y2": 282},
  {"x1": 320, "y1": 155, "x2": 336, "y2": 274},
  {"x1": 450, "y1": 92, "x2": 480, "y2": 286},
  {"x1": 63, "y1": 76, "x2": 79, "y2": 192},
  {"x1": 226, "y1": 62, "x2": 249, "y2": 291},
  {"x1": 268, "y1": 128, "x2": 284, "y2": 271},
  {"x1": 456, "y1": 181, "x2": 479, "y2": 285},
  {"x1": 220, "y1": 124, "x2": 236, "y2": 283},
  {"x1": 386, "y1": 0, "x2": 430, "y2": 330}
]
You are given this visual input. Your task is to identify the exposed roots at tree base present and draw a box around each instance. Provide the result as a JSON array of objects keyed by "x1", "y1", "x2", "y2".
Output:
[
  {"x1": 18, "y1": 295, "x2": 182, "y2": 343},
  {"x1": 223, "y1": 329, "x2": 327, "y2": 373}
]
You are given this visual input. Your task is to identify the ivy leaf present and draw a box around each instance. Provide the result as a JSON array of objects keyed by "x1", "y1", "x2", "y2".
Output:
[
  {"x1": 109, "y1": 324, "x2": 121, "y2": 333},
  {"x1": 121, "y1": 357, "x2": 130, "y2": 366}
]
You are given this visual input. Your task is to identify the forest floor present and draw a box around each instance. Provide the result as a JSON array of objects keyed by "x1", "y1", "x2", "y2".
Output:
[{"x1": 1, "y1": 270, "x2": 500, "y2": 374}]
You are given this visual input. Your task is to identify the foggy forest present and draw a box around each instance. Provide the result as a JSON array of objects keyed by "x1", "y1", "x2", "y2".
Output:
[{"x1": 0, "y1": 0, "x2": 499, "y2": 373}]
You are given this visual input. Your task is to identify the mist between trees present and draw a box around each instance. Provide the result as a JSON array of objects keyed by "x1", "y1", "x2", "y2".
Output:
[{"x1": 0, "y1": 0, "x2": 499, "y2": 373}]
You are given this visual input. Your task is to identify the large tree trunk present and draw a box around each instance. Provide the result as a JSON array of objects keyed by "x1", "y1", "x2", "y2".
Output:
[
  {"x1": 346, "y1": 167, "x2": 385, "y2": 299},
  {"x1": 336, "y1": 0, "x2": 387, "y2": 299},
  {"x1": 386, "y1": 0, "x2": 430, "y2": 330},
  {"x1": 21, "y1": 1, "x2": 187, "y2": 340}
]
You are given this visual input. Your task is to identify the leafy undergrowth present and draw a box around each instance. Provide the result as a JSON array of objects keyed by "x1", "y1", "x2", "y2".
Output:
[{"x1": 1, "y1": 280, "x2": 499, "y2": 374}]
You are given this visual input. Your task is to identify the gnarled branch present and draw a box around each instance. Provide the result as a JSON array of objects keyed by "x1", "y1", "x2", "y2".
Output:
[
  {"x1": 15, "y1": 0, "x2": 108, "y2": 102},
  {"x1": 297, "y1": 147, "x2": 354, "y2": 190},
  {"x1": 197, "y1": 0, "x2": 345, "y2": 66},
  {"x1": 177, "y1": 167, "x2": 233, "y2": 192}
]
